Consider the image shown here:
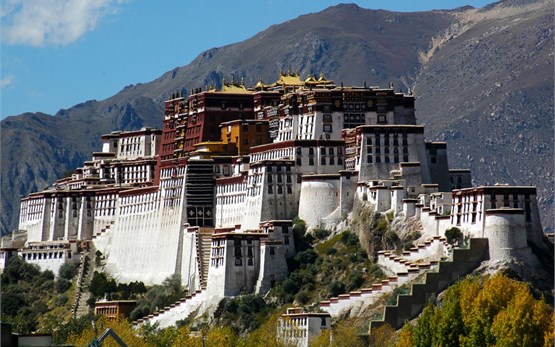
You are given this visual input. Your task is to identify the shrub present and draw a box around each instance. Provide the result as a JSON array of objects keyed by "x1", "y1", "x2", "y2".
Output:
[
  {"x1": 445, "y1": 227, "x2": 463, "y2": 245},
  {"x1": 294, "y1": 249, "x2": 318, "y2": 267},
  {"x1": 347, "y1": 270, "x2": 364, "y2": 291},
  {"x1": 295, "y1": 290, "x2": 310, "y2": 305},
  {"x1": 55, "y1": 279, "x2": 71, "y2": 293},
  {"x1": 130, "y1": 303, "x2": 151, "y2": 321},
  {"x1": 326, "y1": 247, "x2": 337, "y2": 255},
  {"x1": 329, "y1": 281, "x2": 346, "y2": 297},
  {"x1": 313, "y1": 228, "x2": 331, "y2": 240},
  {"x1": 59, "y1": 262, "x2": 78, "y2": 281},
  {"x1": 341, "y1": 230, "x2": 359, "y2": 246}
]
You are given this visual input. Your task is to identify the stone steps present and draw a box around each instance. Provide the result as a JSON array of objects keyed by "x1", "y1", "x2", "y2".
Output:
[
  {"x1": 92, "y1": 220, "x2": 115, "y2": 240},
  {"x1": 133, "y1": 289, "x2": 206, "y2": 328},
  {"x1": 71, "y1": 242, "x2": 95, "y2": 319},
  {"x1": 369, "y1": 238, "x2": 488, "y2": 331},
  {"x1": 195, "y1": 229, "x2": 213, "y2": 288}
]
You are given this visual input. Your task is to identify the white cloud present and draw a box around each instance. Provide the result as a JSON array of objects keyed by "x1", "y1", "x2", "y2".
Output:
[
  {"x1": 1, "y1": 0, "x2": 126, "y2": 46},
  {"x1": 0, "y1": 75, "x2": 14, "y2": 89}
]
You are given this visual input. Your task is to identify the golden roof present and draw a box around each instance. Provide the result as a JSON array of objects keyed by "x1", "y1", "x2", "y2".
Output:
[
  {"x1": 274, "y1": 72, "x2": 304, "y2": 86},
  {"x1": 304, "y1": 75, "x2": 319, "y2": 84},
  {"x1": 317, "y1": 73, "x2": 333, "y2": 84},
  {"x1": 220, "y1": 82, "x2": 251, "y2": 94}
]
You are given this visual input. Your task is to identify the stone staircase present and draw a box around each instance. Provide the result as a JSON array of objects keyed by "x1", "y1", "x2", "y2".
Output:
[
  {"x1": 71, "y1": 243, "x2": 95, "y2": 318},
  {"x1": 92, "y1": 220, "x2": 115, "y2": 240},
  {"x1": 133, "y1": 289, "x2": 206, "y2": 329},
  {"x1": 369, "y1": 238, "x2": 488, "y2": 330},
  {"x1": 197, "y1": 228, "x2": 213, "y2": 288},
  {"x1": 320, "y1": 236, "x2": 450, "y2": 317}
]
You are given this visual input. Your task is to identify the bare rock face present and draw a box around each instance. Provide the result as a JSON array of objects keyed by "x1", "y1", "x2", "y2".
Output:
[{"x1": 1, "y1": 0, "x2": 552, "y2": 234}]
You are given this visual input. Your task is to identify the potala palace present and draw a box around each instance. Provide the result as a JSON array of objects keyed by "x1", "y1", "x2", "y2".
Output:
[{"x1": 3, "y1": 73, "x2": 549, "y2": 330}]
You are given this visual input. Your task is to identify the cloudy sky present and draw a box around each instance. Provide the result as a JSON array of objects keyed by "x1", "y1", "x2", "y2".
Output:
[{"x1": 1, "y1": 0, "x2": 493, "y2": 119}]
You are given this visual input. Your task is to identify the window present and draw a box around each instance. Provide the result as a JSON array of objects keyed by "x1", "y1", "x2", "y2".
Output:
[
  {"x1": 269, "y1": 247, "x2": 275, "y2": 255},
  {"x1": 278, "y1": 186, "x2": 283, "y2": 194},
  {"x1": 287, "y1": 186, "x2": 292, "y2": 194},
  {"x1": 309, "y1": 157, "x2": 314, "y2": 166},
  {"x1": 268, "y1": 185, "x2": 273, "y2": 194},
  {"x1": 329, "y1": 157, "x2": 335, "y2": 165},
  {"x1": 321, "y1": 157, "x2": 326, "y2": 165},
  {"x1": 323, "y1": 124, "x2": 332, "y2": 133},
  {"x1": 235, "y1": 258, "x2": 242, "y2": 266},
  {"x1": 247, "y1": 258, "x2": 253, "y2": 266},
  {"x1": 309, "y1": 147, "x2": 314, "y2": 156}
]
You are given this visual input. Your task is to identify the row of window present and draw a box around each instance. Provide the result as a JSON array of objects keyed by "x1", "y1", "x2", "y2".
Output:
[
  {"x1": 366, "y1": 155, "x2": 409, "y2": 164},
  {"x1": 268, "y1": 185, "x2": 293, "y2": 195}
]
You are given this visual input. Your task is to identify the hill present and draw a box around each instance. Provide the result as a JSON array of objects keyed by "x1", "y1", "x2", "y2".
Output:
[{"x1": 1, "y1": 0, "x2": 553, "y2": 235}]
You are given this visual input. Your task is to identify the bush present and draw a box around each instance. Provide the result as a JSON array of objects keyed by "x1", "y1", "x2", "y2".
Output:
[
  {"x1": 330, "y1": 281, "x2": 346, "y2": 297},
  {"x1": 55, "y1": 279, "x2": 72, "y2": 293},
  {"x1": 313, "y1": 228, "x2": 331, "y2": 240},
  {"x1": 341, "y1": 230, "x2": 359, "y2": 246},
  {"x1": 294, "y1": 249, "x2": 318, "y2": 267},
  {"x1": 295, "y1": 290, "x2": 310, "y2": 305},
  {"x1": 326, "y1": 247, "x2": 337, "y2": 255},
  {"x1": 130, "y1": 303, "x2": 151, "y2": 321},
  {"x1": 445, "y1": 227, "x2": 463, "y2": 245},
  {"x1": 89, "y1": 272, "x2": 117, "y2": 298},
  {"x1": 55, "y1": 293, "x2": 69, "y2": 306},
  {"x1": 347, "y1": 270, "x2": 365, "y2": 291},
  {"x1": 59, "y1": 262, "x2": 78, "y2": 281}
]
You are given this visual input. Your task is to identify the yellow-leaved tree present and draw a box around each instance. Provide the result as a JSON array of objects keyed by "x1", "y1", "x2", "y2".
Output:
[{"x1": 396, "y1": 274, "x2": 554, "y2": 347}]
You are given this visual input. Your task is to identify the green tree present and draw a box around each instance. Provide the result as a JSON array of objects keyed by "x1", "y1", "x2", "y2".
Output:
[{"x1": 445, "y1": 227, "x2": 463, "y2": 246}]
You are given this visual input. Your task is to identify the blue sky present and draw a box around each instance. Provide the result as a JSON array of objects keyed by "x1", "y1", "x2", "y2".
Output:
[{"x1": 0, "y1": 0, "x2": 494, "y2": 119}]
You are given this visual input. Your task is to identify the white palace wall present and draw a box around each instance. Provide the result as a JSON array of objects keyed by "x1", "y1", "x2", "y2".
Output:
[
  {"x1": 99, "y1": 169, "x2": 200, "y2": 287},
  {"x1": 298, "y1": 176, "x2": 340, "y2": 229},
  {"x1": 484, "y1": 209, "x2": 531, "y2": 261}
]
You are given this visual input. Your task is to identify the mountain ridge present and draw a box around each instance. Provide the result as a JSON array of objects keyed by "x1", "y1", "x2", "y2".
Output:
[{"x1": 1, "y1": 0, "x2": 552, "y2": 235}]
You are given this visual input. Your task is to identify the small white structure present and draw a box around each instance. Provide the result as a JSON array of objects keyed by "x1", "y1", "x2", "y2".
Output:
[{"x1": 278, "y1": 308, "x2": 331, "y2": 347}]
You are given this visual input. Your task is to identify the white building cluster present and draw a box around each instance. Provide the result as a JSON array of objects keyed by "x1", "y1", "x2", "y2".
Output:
[{"x1": 4, "y1": 73, "x2": 546, "y2": 330}]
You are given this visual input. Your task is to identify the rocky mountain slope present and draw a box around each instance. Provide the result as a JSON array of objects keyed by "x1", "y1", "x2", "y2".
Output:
[{"x1": 1, "y1": 0, "x2": 552, "y2": 235}]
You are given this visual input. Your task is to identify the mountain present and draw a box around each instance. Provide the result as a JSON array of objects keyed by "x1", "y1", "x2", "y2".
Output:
[{"x1": 1, "y1": 0, "x2": 553, "y2": 235}]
